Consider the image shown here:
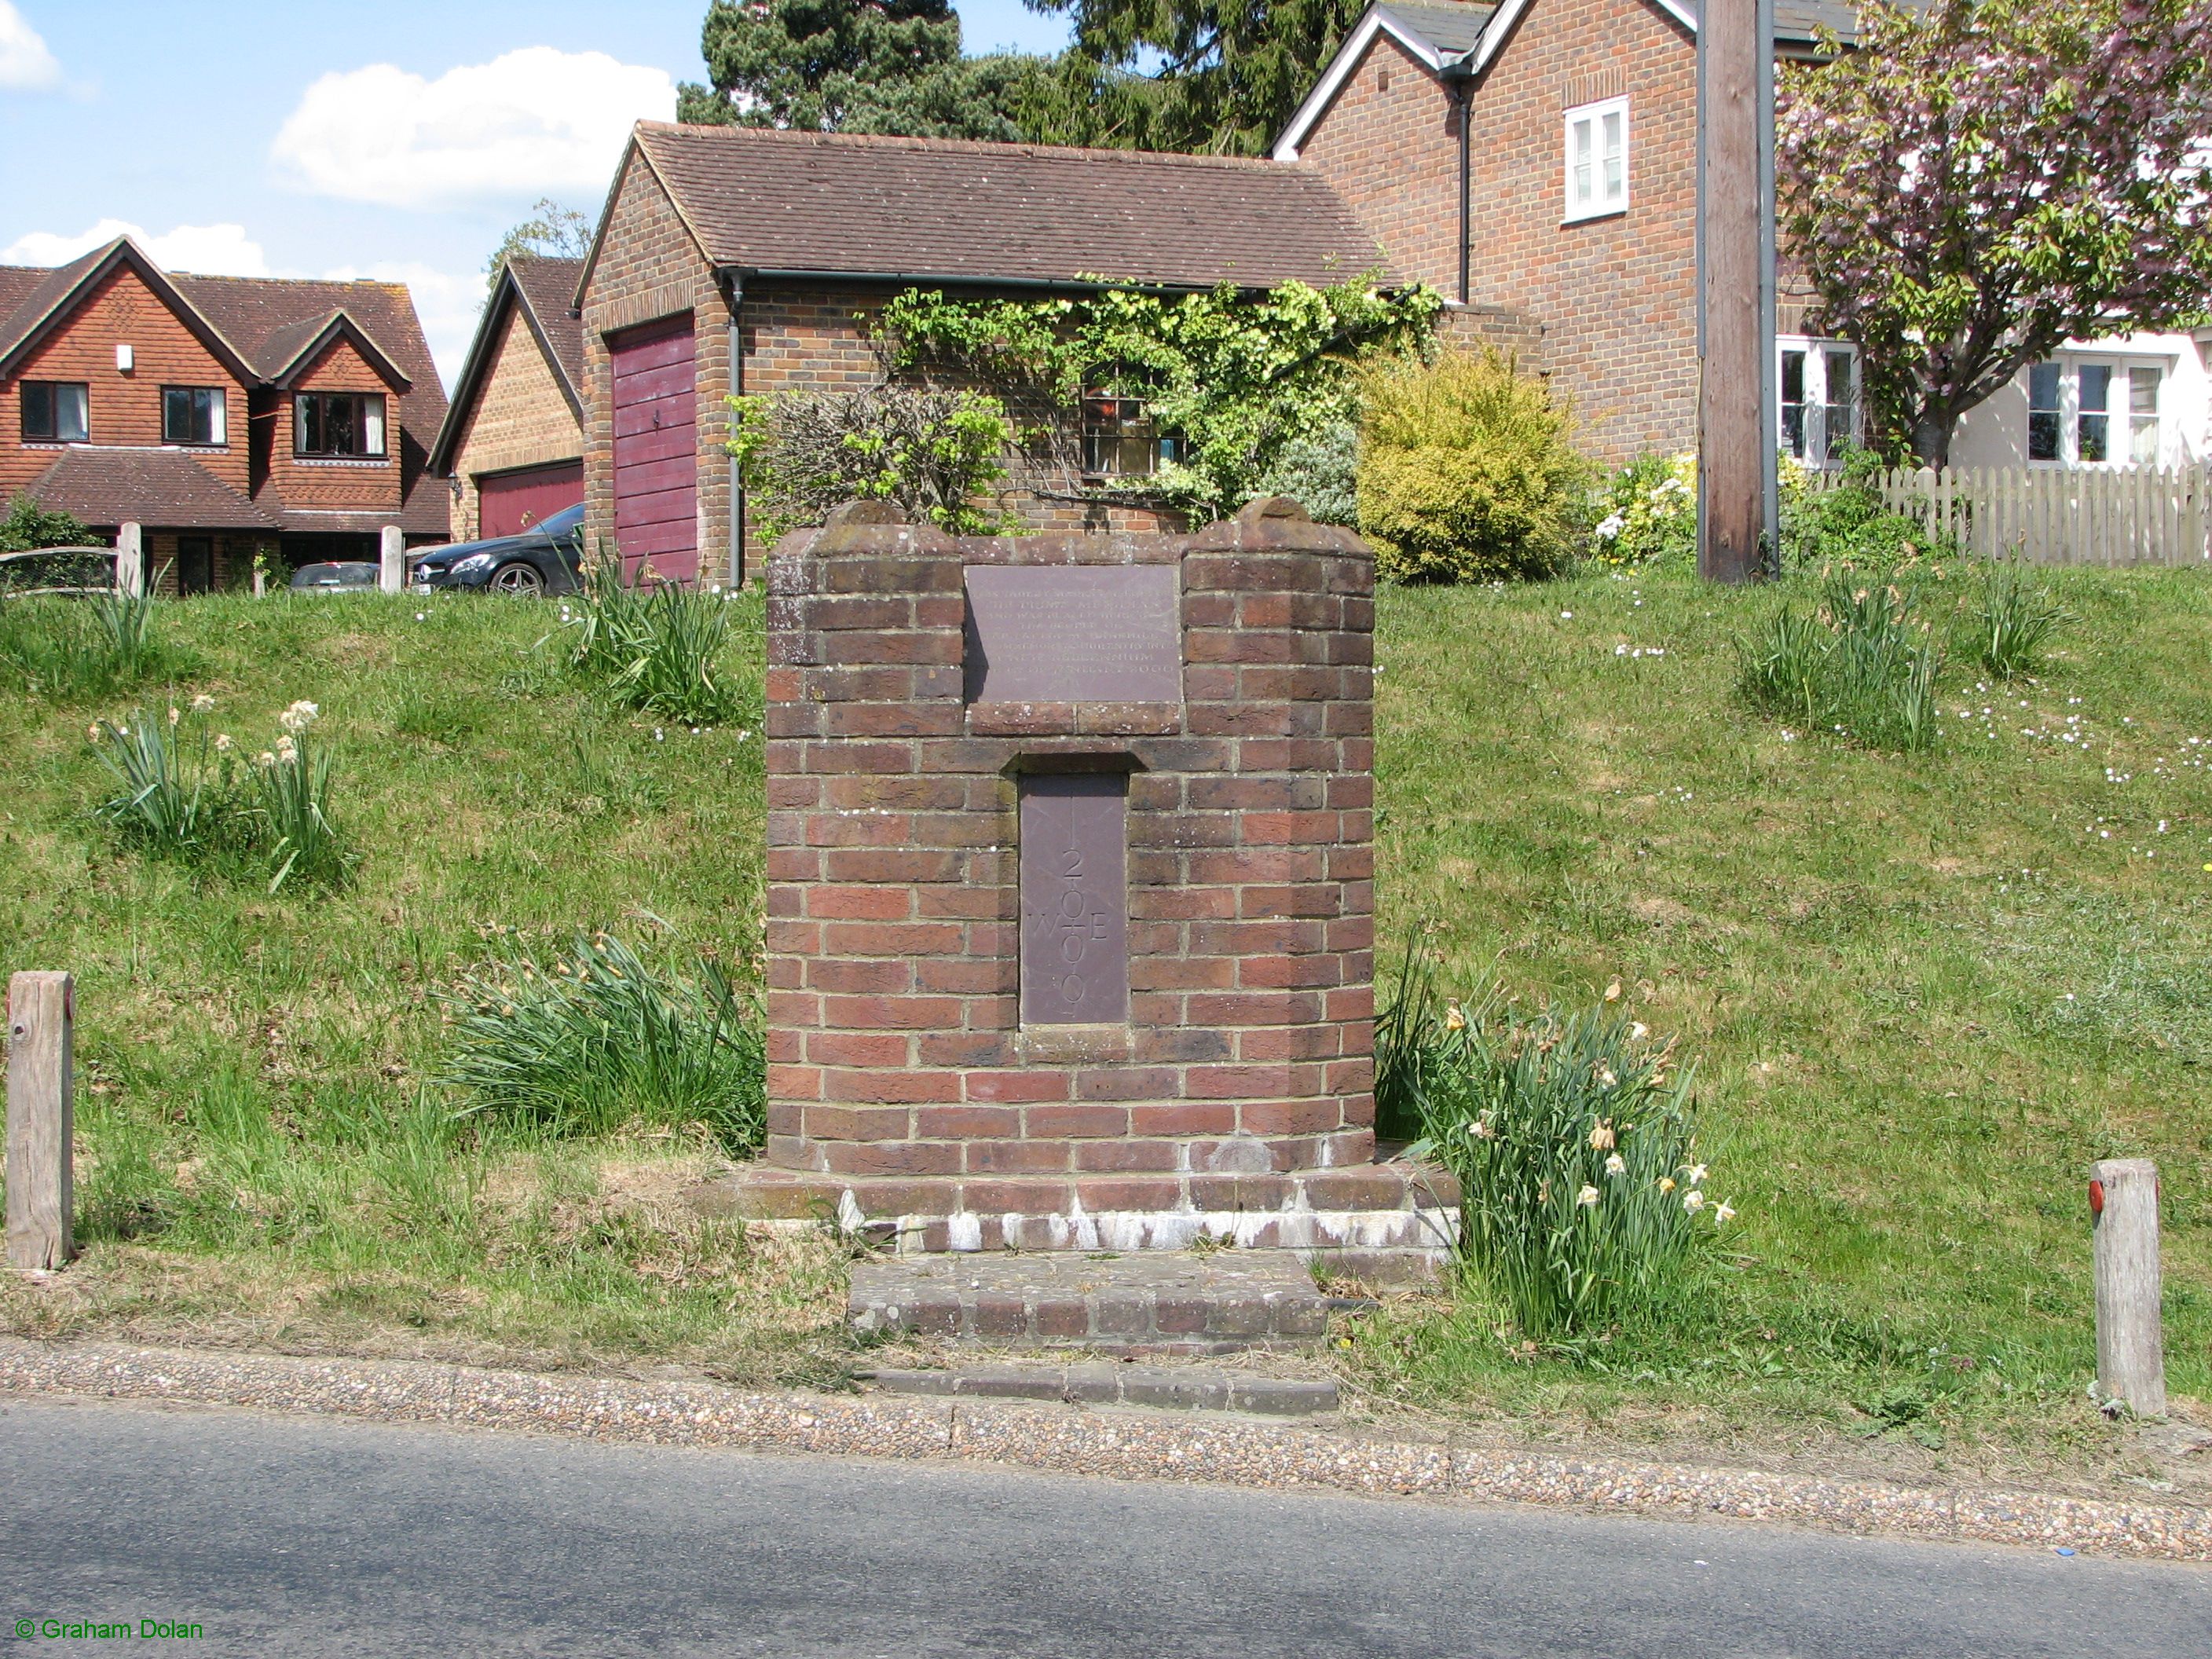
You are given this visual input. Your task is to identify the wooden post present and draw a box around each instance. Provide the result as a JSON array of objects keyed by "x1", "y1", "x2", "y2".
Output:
[
  {"x1": 1697, "y1": 0, "x2": 1770, "y2": 582},
  {"x1": 5, "y1": 971, "x2": 73, "y2": 1272},
  {"x1": 379, "y1": 525, "x2": 405, "y2": 595},
  {"x1": 2091, "y1": 1158, "x2": 2165, "y2": 1418},
  {"x1": 115, "y1": 522, "x2": 144, "y2": 599}
]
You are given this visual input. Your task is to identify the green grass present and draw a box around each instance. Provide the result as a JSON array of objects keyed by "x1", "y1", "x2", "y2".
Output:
[
  {"x1": 1362, "y1": 564, "x2": 2212, "y2": 1466},
  {"x1": 1, "y1": 567, "x2": 2207, "y2": 1480},
  {"x1": 0, "y1": 590, "x2": 835, "y2": 1381}
]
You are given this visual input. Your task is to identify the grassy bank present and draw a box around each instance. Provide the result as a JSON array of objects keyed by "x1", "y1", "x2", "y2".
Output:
[
  {"x1": 1361, "y1": 566, "x2": 2211, "y2": 1467},
  {"x1": 1, "y1": 567, "x2": 2207, "y2": 1481}
]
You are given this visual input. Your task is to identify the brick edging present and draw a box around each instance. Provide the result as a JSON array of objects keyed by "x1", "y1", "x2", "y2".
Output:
[{"x1": 0, "y1": 1339, "x2": 2205, "y2": 1562}]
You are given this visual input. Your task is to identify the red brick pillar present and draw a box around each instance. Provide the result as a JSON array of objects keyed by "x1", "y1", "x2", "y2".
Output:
[{"x1": 750, "y1": 497, "x2": 1444, "y2": 1262}]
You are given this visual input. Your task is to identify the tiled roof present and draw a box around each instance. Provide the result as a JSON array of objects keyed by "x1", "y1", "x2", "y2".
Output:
[
  {"x1": 509, "y1": 257, "x2": 586, "y2": 393},
  {"x1": 0, "y1": 247, "x2": 115, "y2": 365},
  {"x1": 628, "y1": 123, "x2": 1393, "y2": 290},
  {"x1": 1372, "y1": 2, "x2": 1496, "y2": 53},
  {"x1": 171, "y1": 271, "x2": 449, "y2": 539},
  {"x1": 27, "y1": 448, "x2": 281, "y2": 530}
]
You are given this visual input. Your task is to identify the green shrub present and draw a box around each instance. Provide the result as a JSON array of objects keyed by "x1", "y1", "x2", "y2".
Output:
[
  {"x1": 1781, "y1": 452, "x2": 1956, "y2": 573},
  {"x1": 1250, "y1": 419, "x2": 1360, "y2": 528},
  {"x1": 438, "y1": 930, "x2": 765, "y2": 1152},
  {"x1": 1738, "y1": 575, "x2": 1943, "y2": 751},
  {"x1": 729, "y1": 384, "x2": 1013, "y2": 540},
  {"x1": 0, "y1": 492, "x2": 91, "y2": 553},
  {"x1": 1408, "y1": 1000, "x2": 1726, "y2": 1340},
  {"x1": 1589, "y1": 452, "x2": 1697, "y2": 569},
  {"x1": 1962, "y1": 562, "x2": 2071, "y2": 679},
  {"x1": 566, "y1": 555, "x2": 746, "y2": 725},
  {"x1": 1358, "y1": 350, "x2": 1588, "y2": 584}
]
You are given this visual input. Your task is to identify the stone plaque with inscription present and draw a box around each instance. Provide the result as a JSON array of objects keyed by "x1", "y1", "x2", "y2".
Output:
[
  {"x1": 1018, "y1": 773, "x2": 1130, "y2": 1024},
  {"x1": 965, "y1": 565, "x2": 1181, "y2": 705}
]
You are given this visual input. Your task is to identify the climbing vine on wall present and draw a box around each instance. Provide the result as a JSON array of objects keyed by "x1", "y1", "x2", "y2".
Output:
[{"x1": 877, "y1": 276, "x2": 1440, "y2": 522}]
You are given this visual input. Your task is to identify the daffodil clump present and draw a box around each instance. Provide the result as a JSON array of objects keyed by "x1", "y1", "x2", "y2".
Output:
[
  {"x1": 89, "y1": 695, "x2": 350, "y2": 892},
  {"x1": 1407, "y1": 1002, "x2": 1730, "y2": 1339},
  {"x1": 436, "y1": 929, "x2": 764, "y2": 1153}
]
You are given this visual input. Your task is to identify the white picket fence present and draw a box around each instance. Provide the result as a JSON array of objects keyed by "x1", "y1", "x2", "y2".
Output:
[{"x1": 1800, "y1": 464, "x2": 2212, "y2": 566}]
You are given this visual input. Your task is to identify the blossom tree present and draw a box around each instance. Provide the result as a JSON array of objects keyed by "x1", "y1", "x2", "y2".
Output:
[{"x1": 1778, "y1": 0, "x2": 2212, "y2": 464}]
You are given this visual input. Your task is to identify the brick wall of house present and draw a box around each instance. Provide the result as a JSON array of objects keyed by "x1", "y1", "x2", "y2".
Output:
[
  {"x1": 760, "y1": 501, "x2": 1377, "y2": 1240},
  {"x1": 1298, "y1": 2, "x2": 1705, "y2": 463},
  {"x1": 0, "y1": 265, "x2": 251, "y2": 501},
  {"x1": 1297, "y1": 33, "x2": 1465, "y2": 298},
  {"x1": 263, "y1": 337, "x2": 407, "y2": 514},
  {"x1": 447, "y1": 303, "x2": 584, "y2": 543},
  {"x1": 580, "y1": 148, "x2": 734, "y2": 580},
  {"x1": 1459, "y1": 0, "x2": 1701, "y2": 462}
]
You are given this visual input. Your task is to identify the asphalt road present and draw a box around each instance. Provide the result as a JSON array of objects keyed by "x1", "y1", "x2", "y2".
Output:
[{"x1": 0, "y1": 1396, "x2": 2206, "y2": 1657}]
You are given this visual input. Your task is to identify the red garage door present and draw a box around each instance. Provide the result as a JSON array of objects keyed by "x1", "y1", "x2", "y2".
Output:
[
  {"x1": 610, "y1": 315, "x2": 698, "y2": 583},
  {"x1": 479, "y1": 460, "x2": 584, "y2": 539}
]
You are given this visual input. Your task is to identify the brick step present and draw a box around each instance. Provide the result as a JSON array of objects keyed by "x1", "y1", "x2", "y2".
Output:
[
  {"x1": 849, "y1": 1249, "x2": 1364, "y2": 1356},
  {"x1": 856, "y1": 1361, "x2": 1339, "y2": 1417}
]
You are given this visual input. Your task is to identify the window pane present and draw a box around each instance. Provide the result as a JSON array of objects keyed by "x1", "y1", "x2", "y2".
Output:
[
  {"x1": 2078, "y1": 413, "x2": 2108, "y2": 463},
  {"x1": 362, "y1": 394, "x2": 385, "y2": 456},
  {"x1": 1573, "y1": 118, "x2": 1593, "y2": 205},
  {"x1": 2027, "y1": 363, "x2": 2061, "y2": 461},
  {"x1": 2027, "y1": 362, "x2": 2060, "y2": 413},
  {"x1": 328, "y1": 396, "x2": 356, "y2": 456},
  {"x1": 55, "y1": 383, "x2": 86, "y2": 442},
  {"x1": 2078, "y1": 364, "x2": 2110, "y2": 414},
  {"x1": 163, "y1": 388, "x2": 187, "y2": 443},
  {"x1": 1780, "y1": 350, "x2": 1807, "y2": 458},
  {"x1": 2130, "y1": 367, "x2": 2159, "y2": 464},
  {"x1": 22, "y1": 382, "x2": 53, "y2": 439},
  {"x1": 1822, "y1": 348, "x2": 1855, "y2": 460},
  {"x1": 207, "y1": 388, "x2": 226, "y2": 446},
  {"x1": 1602, "y1": 111, "x2": 1624, "y2": 200}
]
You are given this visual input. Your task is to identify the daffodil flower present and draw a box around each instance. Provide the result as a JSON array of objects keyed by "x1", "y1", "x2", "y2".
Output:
[
  {"x1": 1714, "y1": 1202, "x2": 1736, "y2": 1224},
  {"x1": 1605, "y1": 1152, "x2": 1626, "y2": 1176},
  {"x1": 1577, "y1": 1185, "x2": 1600, "y2": 1207},
  {"x1": 1657, "y1": 1176, "x2": 1676, "y2": 1193},
  {"x1": 1683, "y1": 1189, "x2": 1706, "y2": 1213},
  {"x1": 190, "y1": 694, "x2": 214, "y2": 715},
  {"x1": 1686, "y1": 1163, "x2": 1709, "y2": 1185},
  {"x1": 1444, "y1": 1004, "x2": 1467, "y2": 1031},
  {"x1": 1588, "y1": 1121, "x2": 1616, "y2": 1151}
]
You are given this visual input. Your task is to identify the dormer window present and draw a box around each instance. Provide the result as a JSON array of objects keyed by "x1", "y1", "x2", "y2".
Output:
[
  {"x1": 295, "y1": 390, "x2": 386, "y2": 458},
  {"x1": 21, "y1": 381, "x2": 89, "y2": 443},
  {"x1": 162, "y1": 386, "x2": 227, "y2": 446}
]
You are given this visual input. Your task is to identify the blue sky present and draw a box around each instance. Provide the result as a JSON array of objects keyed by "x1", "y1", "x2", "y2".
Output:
[{"x1": 0, "y1": 0, "x2": 1072, "y2": 386}]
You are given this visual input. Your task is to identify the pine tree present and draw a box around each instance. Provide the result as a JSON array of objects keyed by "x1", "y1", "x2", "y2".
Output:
[{"x1": 676, "y1": 0, "x2": 1045, "y2": 141}]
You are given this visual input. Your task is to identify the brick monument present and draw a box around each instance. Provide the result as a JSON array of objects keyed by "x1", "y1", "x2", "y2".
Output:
[{"x1": 727, "y1": 496, "x2": 1451, "y2": 1273}]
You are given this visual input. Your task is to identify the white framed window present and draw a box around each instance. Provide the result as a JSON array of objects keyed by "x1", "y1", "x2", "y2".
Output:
[
  {"x1": 1777, "y1": 337, "x2": 1859, "y2": 465},
  {"x1": 2027, "y1": 357, "x2": 2163, "y2": 467},
  {"x1": 1563, "y1": 97, "x2": 1629, "y2": 222}
]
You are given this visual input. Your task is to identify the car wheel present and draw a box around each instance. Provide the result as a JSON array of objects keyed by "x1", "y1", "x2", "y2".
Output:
[{"x1": 488, "y1": 562, "x2": 546, "y2": 597}]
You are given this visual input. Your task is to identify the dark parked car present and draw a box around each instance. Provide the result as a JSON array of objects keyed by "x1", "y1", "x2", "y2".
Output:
[
  {"x1": 289, "y1": 562, "x2": 381, "y2": 594},
  {"x1": 410, "y1": 503, "x2": 584, "y2": 597}
]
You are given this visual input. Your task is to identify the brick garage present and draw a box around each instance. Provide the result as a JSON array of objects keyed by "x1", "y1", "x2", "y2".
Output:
[
  {"x1": 574, "y1": 123, "x2": 1395, "y2": 584},
  {"x1": 726, "y1": 497, "x2": 1449, "y2": 1265},
  {"x1": 430, "y1": 257, "x2": 585, "y2": 544}
]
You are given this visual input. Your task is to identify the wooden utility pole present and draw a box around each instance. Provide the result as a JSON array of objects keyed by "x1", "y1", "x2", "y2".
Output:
[
  {"x1": 2091, "y1": 1159, "x2": 2166, "y2": 1418},
  {"x1": 1697, "y1": 0, "x2": 1774, "y2": 582},
  {"x1": 5, "y1": 971, "x2": 74, "y2": 1271}
]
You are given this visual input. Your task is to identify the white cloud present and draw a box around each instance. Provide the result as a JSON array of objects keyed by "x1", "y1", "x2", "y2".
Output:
[
  {"x1": 1, "y1": 218, "x2": 272, "y2": 276},
  {"x1": 0, "y1": 2, "x2": 60, "y2": 91},
  {"x1": 270, "y1": 46, "x2": 674, "y2": 210},
  {"x1": 313, "y1": 259, "x2": 482, "y2": 394}
]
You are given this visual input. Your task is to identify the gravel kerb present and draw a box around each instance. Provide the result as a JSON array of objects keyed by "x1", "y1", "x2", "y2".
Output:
[{"x1": 1, "y1": 1337, "x2": 2205, "y2": 1562}]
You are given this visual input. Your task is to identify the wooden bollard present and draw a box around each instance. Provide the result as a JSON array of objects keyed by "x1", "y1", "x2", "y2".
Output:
[
  {"x1": 2091, "y1": 1158, "x2": 2165, "y2": 1418},
  {"x1": 5, "y1": 971, "x2": 74, "y2": 1271}
]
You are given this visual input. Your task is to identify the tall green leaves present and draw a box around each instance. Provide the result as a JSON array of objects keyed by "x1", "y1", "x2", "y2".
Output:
[
  {"x1": 438, "y1": 931, "x2": 766, "y2": 1153},
  {"x1": 1738, "y1": 577, "x2": 1943, "y2": 751},
  {"x1": 565, "y1": 555, "x2": 749, "y2": 726}
]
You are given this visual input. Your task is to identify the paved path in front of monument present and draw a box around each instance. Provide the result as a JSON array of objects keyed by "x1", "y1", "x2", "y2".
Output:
[{"x1": 1, "y1": 1396, "x2": 2205, "y2": 1657}]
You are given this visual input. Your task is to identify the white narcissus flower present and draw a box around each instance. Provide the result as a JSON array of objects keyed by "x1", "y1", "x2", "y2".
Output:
[
  {"x1": 1588, "y1": 1121, "x2": 1615, "y2": 1150},
  {"x1": 1577, "y1": 1185, "x2": 1600, "y2": 1207},
  {"x1": 257, "y1": 751, "x2": 276, "y2": 767},
  {"x1": 214, "y1": 734, "x2": 233, "y2": 753},
  {"x1": 1683, "y1": 1189, "x2": 1706, "y2": 1213},
  {"x1": 1605, "y1": 1152, "x2": 1626, "y2": 1176},
  {"x1": 1470, "y1": 1117, "x2": 1496, "y2": 1140},
  {"x1": 1629, "y1": 1022, "x2": 1649, "y2": 1040},
  {"x1": 168, "y1": 706, "x2": 181, "y2": 726},
  {"x1": 1444, "y1": 1004, "x2": 1467, "y2": 1031},
  {"x1": 1713, "y1": 1202, "x2": 1737, "y2": 1224},
  {"x1": 190, "y1": 694, "x2": 214, "y2": 714},
  {"x1": 1686, "y1": 1163, "x2": 1709, "y2": 1185},
  {"x1": 86, "y1": 723, "x2": 101, "y2": 743}
]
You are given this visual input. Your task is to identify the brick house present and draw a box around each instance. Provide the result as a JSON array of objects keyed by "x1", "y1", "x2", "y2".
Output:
[
  {"x1": 0, "y1": 236, "x2": 447, "y2": 589},
  {"x1": 572, "y1": 122, "x2": 1393, "y2": 584},
  {"x1": 429, "y1": 256, "x2": 587, "y2": 543},
  {"x1": 1276, "y1": 0, "x2": 1873, "y2": 465}
]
